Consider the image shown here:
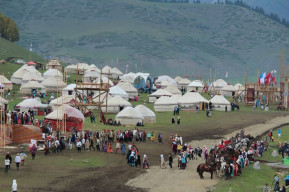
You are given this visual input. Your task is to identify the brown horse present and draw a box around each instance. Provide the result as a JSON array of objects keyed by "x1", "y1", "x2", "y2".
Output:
[{"x1": 197, "y1": 163, "x2": 217, "y2": 179}]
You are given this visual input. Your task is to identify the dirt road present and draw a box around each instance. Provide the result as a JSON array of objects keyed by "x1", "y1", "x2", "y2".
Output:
[{"x1": 126, "y1": 115, "x2": 289, "y2": 192}]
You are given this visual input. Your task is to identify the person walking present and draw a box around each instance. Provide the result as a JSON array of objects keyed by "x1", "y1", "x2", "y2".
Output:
[
  {"x1": 263, "y1": 183, "x2": 269, "y2": 192},
  {"x1": 4, "y1": 157, "x2": 10, "y2": 174},
  {"x1": 76, "y1": 139, "x2": 82, "y2": 152},
  {"x1": 278, "y1": 128, "x2": 281, "y2": 139},
  {"x1": 5, "y1": 152, "x2": 12, "y2": 169},
  {"x1": 171, "y1": 117, "x2": 175, "y2": 124},
  {"x1": 12, "y1": 179, "x2": 17, "y2": 192},
  {"x1": 160, "y1": 154, "x2": 166, "y2": 169},
  {"x1": 31, "y1": 144, "x2": 37, "y2": 160},
  {"x1": 15, "y1": 153, "x2": 21, "y2": 171},
  {"x1": 169, "y1": 153, "x2": 173, "y2": 168},
  {"x1": 177, "y1": 116, "x2": 181, "y2": 125},
  {"x1": 20, "y1": 151, "x2": 27, "y2": 166}
]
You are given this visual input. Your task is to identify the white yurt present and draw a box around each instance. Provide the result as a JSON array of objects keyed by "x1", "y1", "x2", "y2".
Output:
[
  {"x1": 109, "y1": 86, "x2": 129, "y2": 100},
  {"x1": 84, "y1": 70, "x2": 101, "y2": 82},
  {"x1": 234, "y1": 83, "x2": 244, "y2": 91},
  {"x1": 149, "y1": 89, "x2": 172, "y2": 103},
  {"x1": 49, "y1": 95, "x2": 75, "y2": 110},
  {"x1": 62, "y1": 84, "x2": 76, "y2": 95},
  {"x1": 101, "y1": 95, "x2": 131, "y2": 113},
  {"x1": 76, "y1": 63, "x2": 90, "y2": 73},
  {"x1": 10, "y1": 65, "x2": 32, "y2": 84},
  {"x1": 178, "y1": 78, "x2": 191, "y2": 89},
  {"x1": 187, "y1": 80, "x2": 204, "y2": 92},
  {"x1": 135, "y1": 105, "x2": 156, "y2": 124},
  {"x1": 89, "y1": 64, "x2": 101, "y2": 72},
  {"x1": 0, "y1": 75, "x2": 13, "y2": 90},
  {"x1": 177, "y1": 92, "x2": 209, "y2": 110},
  {"x1": 21, "y1": 70, "x2": 44, "y2": 85},
  {"x1": 111, "y1": 67, "x2": 123, "y2": 79},
  {"x1": 209, "y1": 79, "x2": 228, "y2": 92},
  {"x1": 155, "y1": 75, "x2": 177, "y2": 87},
  {"x1": 160, "y1": 80, "x2": 176, "y2": 88},
  {"x1": 93, "y1": 91, "x2": 113, "y2": 104},
  {"x1": 20, "y1": 80, "x2": 46, "y2": 95},
  {"x1": 43, "y1": 69, "x2": 63, "y2": 79},
  {"x1": 117, "y1": 83, "x2": 138, "y2": 98},
  {"x1": 102, "y1": 66, "x2": 112, "y2": 75},
  {"x1": 154, "y1": 96, "x2": 174, "y2": 112},
  {"x1": 41, "y1": 77, "x2": 67, "y2": 92},
  {"x1": 16, "y1": 98, "x2": 47, "y2": 112},
  {"x1": 64, "y1": 64, "x2": 77, "y2": 74},
  {"x1": 220, "y1": 85, "x2": 237, "y2": 97},
  {"x1": 46, "y1": 59, "x2": 62, "y2": 71},
  {"x1": 115, "y1": 107, "x2": 144, "y2": 126},
  {"x1": 164, "y1": 85, "x2": 182, "y2": 95},
  {"x1": 174, "y1": 76, "x2": 184, "y2": 84},
  {"x1": 120, "y1": 73, "x2": 136, "y2": 84},
  {"x1": 209, "y1": 95, "x2": 231, "y2": 111}
]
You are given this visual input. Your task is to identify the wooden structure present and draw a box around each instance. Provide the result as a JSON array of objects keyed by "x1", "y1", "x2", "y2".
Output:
[
  {"x1": 280, "y1": 50, "x2": 289, "y2": 109},
  {"x1": 74, "y1": 67, "x2": 110, "y2": 124}
]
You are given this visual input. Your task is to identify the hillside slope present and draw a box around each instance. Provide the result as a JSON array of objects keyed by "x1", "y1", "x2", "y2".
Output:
[{"x1": 1, "y1": 0, "x2": 289, "y2": 78}]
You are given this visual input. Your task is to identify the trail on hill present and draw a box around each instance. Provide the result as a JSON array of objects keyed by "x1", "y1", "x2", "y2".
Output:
[{"x1": 126, "y1": 115, "x2": 289, "y2": 192}]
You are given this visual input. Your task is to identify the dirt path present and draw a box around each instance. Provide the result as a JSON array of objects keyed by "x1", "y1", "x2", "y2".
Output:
[{"x1": 126, "y1": 115, "x2": 289, "y2": 192}]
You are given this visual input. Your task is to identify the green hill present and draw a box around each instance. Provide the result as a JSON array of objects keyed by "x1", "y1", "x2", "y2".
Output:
[{"x1": 1, "y1": 0, "x2": 289, "y2": 78}]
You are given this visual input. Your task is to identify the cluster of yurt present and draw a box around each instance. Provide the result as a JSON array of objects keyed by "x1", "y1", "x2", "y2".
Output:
[
  {"x1": 155, "y1": 75, "x2": 177, "y2": 88},
  {"x1": 20, "y1": 80, "x2": 46, "y2": 95},
  {"x1": 11, "y1": 65, "x2": 44, "y2": 85},
  {"x1": 149, "y1": 89, "x2": 172, "y2": 103},
  {"x1": 46, "y1": 59, "x2": 62, "y2": 71},
  {"x1": 0, "y1": 75, "x2": 13, "y2": 90}
]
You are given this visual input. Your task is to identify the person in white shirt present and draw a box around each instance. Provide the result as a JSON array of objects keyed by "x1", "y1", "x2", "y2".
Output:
[
  {"x1": 77, "y1": 140, "x2": 82, "y2": 152},
  {"x1": 12, "y1": 179, "x2": 17, "y2": 192},
  {"x1": 4, "y1": 158, "x2": 10, "y2": 174},
  {"x1": 14, "y1": 153, "x2": 21, "y2": 171}
]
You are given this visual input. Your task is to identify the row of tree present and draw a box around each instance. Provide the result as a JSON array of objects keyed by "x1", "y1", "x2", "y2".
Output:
[
  {"x1": 223, "y1": 0, "x2": 289, "y2": 29},
  {"x1": 0, "y1": 12, "x2": 19, "y2": 42}
]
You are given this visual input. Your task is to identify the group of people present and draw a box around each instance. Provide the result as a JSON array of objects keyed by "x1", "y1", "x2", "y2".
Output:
[{"x1": 4, "y1": 151, "x2": 27, "y2": 174}]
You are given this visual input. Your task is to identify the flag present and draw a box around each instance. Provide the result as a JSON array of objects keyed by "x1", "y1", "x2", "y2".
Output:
[
  {"x1": 259, "y1": 72, "x2": 266, "y2": 85},
  {"x1": 29, "y1": 42, "x2": 32, "y2": 52},
  {"x1": 265, "y1": 72, "x2": 272, "y2": 85}
]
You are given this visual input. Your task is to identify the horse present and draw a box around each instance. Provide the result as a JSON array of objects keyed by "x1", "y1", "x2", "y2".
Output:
[{"x1": 196, "y1": 162, "x2": 217, "y2": 179}]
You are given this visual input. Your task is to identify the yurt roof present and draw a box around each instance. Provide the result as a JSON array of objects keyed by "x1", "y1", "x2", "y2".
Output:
[
  {"x1": 112, "y1": 67, "x2": 123, "y2": 75},
  {"x1": 234, "y1": 83, "x2": 244, "y2": 91},
  {"x1": 170, "y1": 94, "x2": 182, "y2": 103},
  {"x1": 11, "y1": 65, "x2": 39, "y2": 79},
  {"x1": 161, "y1": 80, "x2": 175, "y2": 87},
  {"x1": 76, "y1": 63, "x2": 90, "y2": 70},
  {"x1": 107, "y1": 95, "x2": 131, "y2": 106},
  {"x1": 0, "y1": 96, "x2": 8, "y2": 105},
  {"x1": 221, "y1": 84, "x2": 237, "y2": 92},
  {"x1": 22, "y1": 70, "x2": 44, "y2": 82},
  {"x1": 154, "y1": 96, "x2": 172, "y2": 105},
  {"x1": 95, "y1": 76, "x2": 114, "y2": 86},
  {"x1": 209, "y1": 95, "x2": 230, "y2": 105},
  {"x1": 120, "y1": 75, "x2": 136, "y2": 84},
  {"x1": 109, "y1": 86, "x2": 129, "y2": 98},
  {"x1": 0, "y1": 75, "x2": 11, "y2": 83},
  {"x1": 50, "y1": 95, "x2": 75, "y2": 106},
  {"x1": 188, "y1": 80, "x2": 204, "y2": 88},
  {"x1": 177, "y1": 92, "x2": 209, "y2": 104},
  {"x1": 16, "y1": 98, "x2": 44, "y2": 108},
  {"x1": 116, "y1": 107, "x2": 144, "y2": 119},
  {"x1": 43, "y1": 69, "x2": 63, "y2": 78},
  {"x1": 174, "y1": 76, "x2": 184, "y2": 83},
  {"x1": 21, "y1": 80, "x2": 45, "y2": 89},
  {"x1": 117, "y1": 83, "x2": 137, "y2": 92},
  {"x1": 164, "y1": 85, "x2": 182, "y2": 95},
  {"x1": 102, "y1": 66, "x2": 112, "y2": 74},
  {"x1": 45, "y1": 104, "x2": 84, "y2": 121},
  {"x1": 84, "y1": 70, "x2": 100, "y2": 78},
  {"x1": 150, "y1": 89, "x2": 172, "y2": 97},
  {"x1": 63, "y1": 84, "x2": 76, "y2": 91},
  {"x1": 41, "y1": 77, "x2": 66, "y2": 87},
  {"x1": 178, "y1": 78, "x2": 191, "y2": 85},
  {"x1": 135, "y1": 105, "x2": 156, "y2": 117},
  {"x1": 212, "y1": 79, "x2": 228, "y2": 88},
  {"x1": 65, "y1": 65, "x2": 76, "y2": 69},
  {"x1": 155, "y1": 75, "x2": 177, "y2": 86},
  {"x1": 47, "y1": 59, "x2": 61, "y2": 66}
]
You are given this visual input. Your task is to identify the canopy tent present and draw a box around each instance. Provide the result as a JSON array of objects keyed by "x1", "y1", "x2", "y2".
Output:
[
  {"x1": 117, "y1": 83, "x2": 138, "y2": 98},
  {"x1": 153, "y1": 95, "x2": 181, "y2": 112},
  {"x1": 111, "y1": 67, "x2": 123, "y2": 79},
  {"x1": 16, "y1": 98, "x2": 48, "y2": 112},
  {"x1": 101, "y1": 95, "x2": 131, "y2": 113},
  {"x1": 177, "y1": 92, "x2": 208, "y2": 110},
  {"x1": 46, "y1": 59, "x2": 62, "y2": 71},
  {"x1": 49, "y1": 95, "x2": 75, "y2": 110},
  {"x1": 155, "y1": 75, "x2": 177, "y2": 87},
  {"x1": 109, "y1": 86, "x2": 129, "y2": 100},
  {"x1": 209, "y1": 95, "x2": 231, "y2": 111},
  {"x1": 135, "y1": 105, "x2": 156, "y2": 124},
  {"x1": 43, "y1": 69, "x2": 63, "y2": 79},
  {"x1": 62, "y1": 84, "x2": 76, "y2": 96},
  {"x1": 160, "y1": 80, "x2": 176, "y2": 88},
  {"x1": 220, "y1": 84, "x2": 237, "y2": 97},
  {"x1": 134, "y1": 73, "x2": 152, "y2": 90},
  {"x1": 41, "y1": 77, "x2": 67, "y2": 92},
  {"x1": 20, "y1": 80, "x2": 46, "y2": 95},
  {"x1": 164, "y1": 85, "x2": 182, "y2": 95},
  {"x1": 0, "y1": 75, "x2": 13, "y2": 90},
  {"x1": 177, "y1": 78, "x2": 191, "y2": 88},
  {"x1": 187, "y1": 80, "x2": 204, "y2": 92},
  {"x1": 115, "y1": 107, "x2": 144, "y2": 126},
  {"x1": 149, "y1": 89, "x2": 172, "y2": 103},
  {"x1": 45, "y1": 104, "x2": 84, "y2": 131},
  {"x1": 174, "y1": 76, "x2": 184, "y2": 84}
]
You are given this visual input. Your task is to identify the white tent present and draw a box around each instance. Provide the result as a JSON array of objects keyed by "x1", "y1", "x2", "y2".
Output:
[
  {"x1": 115, "y1": 107, "x2": 144, "y2": 126},
  {"x1": 109, "y1": 86, "x2": 129, "y2": 100},
  {"x1": 49, "y1": 95, "x2": 75, "y2": 110},
  {"x1": 64, "y1": 64, "x2": 77, "y2": 74},
  {"x1": 111, "y1": 67, "x2": 123, "y2": 79},
  {"x1": 45, "y1": 104, "x2": 84, "y2": 121},
  {"x1": 154, "y1": 96, "x2": 175, "y2": 112},
  {"x1": 43, "y1": 69, "x2": 63, "y2": 79},
  {"x1": 62, "y1": 84, "x2": 76, "y2": 95},
  {"x1": 220, "y1": 85, "x2": 237, "y2": 97},
  {"x1": 161, "y1": 80, "x2": 175, "y2": 88},
  {"x1": 120, "y1": 73, "x2": 137, "y2": 84},
  {"x1": 101, "y1": 95, "x2": 131, "y2": 113},
  {"x1": 177, "y1": 92, "x2": 208, "y2": 110},
  {"x1": 155, "y1": 75, "x2": 177, "y2": 86},
  {"x1": 76, "y1": 63, "x2": 90, "y2": 73},
  {"x1": 164, "y1": 85, "x2": 182, "y2": 95},
  {"x1": 234, "y1": 83, "x2": 244, "y2": 91},
  {"x1": 102, "y1": 66, "x2": 112, "y2": 75},
  {"x1": 135, "y1": 105, "x2": 156, "y2": 124},
  {"x1": 0, "y1": 75, "x2": 13, "y2": 90},
  {"x1": 149, "y1": 89, "x2": 172, "y2": 103},
  {"x1": 20, "y1": 80, "x2": 46, "y2": 95},
  {"x1": 21, "y1": 70, "x2": 44, "y2": 85},
  {"x1": 41, "y1": 77, "x2": 67, "y2": 92},
  {"x1": 209, "y1": 95, "x2": 231, "y2": 111},
  {"x1": 174, "y1": 76, "x2": 184, "y2": 84},
  {"x1": 117, "y1": 83, "x2": 138, "y2": 97},
  {"x1": 84, "y1": 70, "x2": 101, "y2": 82},
  {"x1": 89, "y1": 64, "x2": 101, "y2": 72},
  {"x1": 46, "y1": 59, "x2": 62, "y2": 71},
  {"x1": 16, "y1": 98, "x2": 47, "y2": 112},
  {"x1": 187, "y1": 80, "x2": 204, "y2": 92},
  {"x1": 209, "y1": 79, "x2": 228, "y2": 93},
  {"x1": 10, "y1": 65, "x2": 32, "y2": 84},
  {"x1": 94, "y1": 76, "x2": 114, "y2": 87},
  {"x1": 178, "y1": 78, "x2": 191, "y2": 88}
]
